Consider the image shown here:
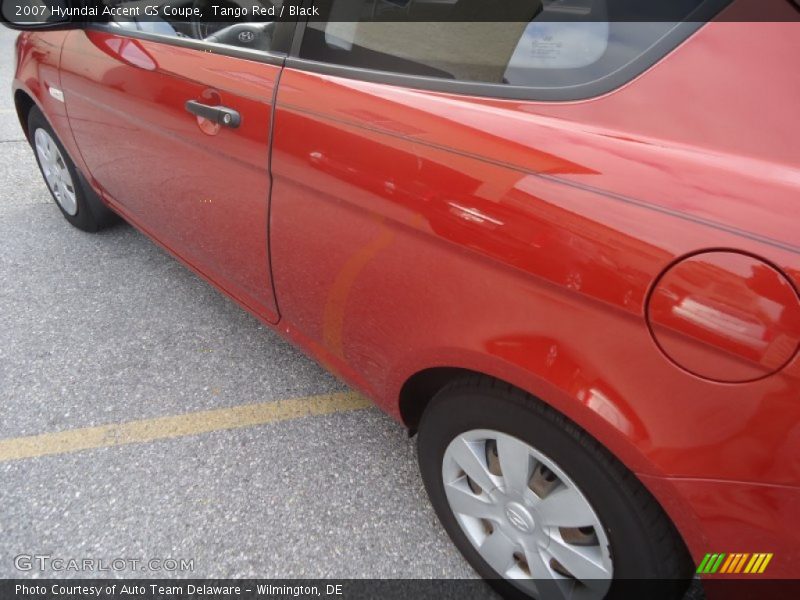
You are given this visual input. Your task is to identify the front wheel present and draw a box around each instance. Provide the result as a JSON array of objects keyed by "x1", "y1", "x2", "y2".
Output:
[
  {"x1": 28, "y1": 106, "x2": 116, "y2": 232},
  {"x1": 417, "y1": 376, "x2": 692, "y2": 600}
]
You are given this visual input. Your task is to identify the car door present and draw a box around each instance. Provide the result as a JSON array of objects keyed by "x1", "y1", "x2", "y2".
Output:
[{"x1": 58, "y1": 9, "x2": 293, "y2": 323}]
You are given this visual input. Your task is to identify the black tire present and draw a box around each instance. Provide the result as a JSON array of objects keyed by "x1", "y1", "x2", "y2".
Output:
[
  {"x1": 417, "y1": 375, "x2": 693, "y2": 600},
  {"x1": 28, "y1": 106, "x2": 117, "y2": 232}
]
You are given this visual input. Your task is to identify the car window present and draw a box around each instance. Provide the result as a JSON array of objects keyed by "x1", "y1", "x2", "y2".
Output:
[
  {"x1": 298, "y1": 0, "x2": 727, "y2": 98},
  {"x1": 101, "y1": 0, "x2": 286, "y2": 54}
]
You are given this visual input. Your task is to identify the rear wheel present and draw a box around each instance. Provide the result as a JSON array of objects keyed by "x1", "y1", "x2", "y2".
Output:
[
  {"x1": 28, "y1": 106, "x2": 116, "y2": 232},
  {"x1": 417, "y1": 376, "x2": 692, "y2": 600}
]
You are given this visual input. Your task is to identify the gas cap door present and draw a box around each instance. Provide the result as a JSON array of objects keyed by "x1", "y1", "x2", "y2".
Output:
[{"x1": 646, "y1": 251, "x2": 800, "y2": 383}]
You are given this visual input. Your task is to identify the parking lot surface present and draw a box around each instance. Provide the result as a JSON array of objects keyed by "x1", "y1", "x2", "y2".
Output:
[{"x1": 0, "y1": 27, "x2": 478, "y2": 581}]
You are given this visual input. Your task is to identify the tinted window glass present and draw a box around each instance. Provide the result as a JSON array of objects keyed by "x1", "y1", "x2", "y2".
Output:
[{"x1": 299, "y1": 0, "x2": 720, "y2": 94}]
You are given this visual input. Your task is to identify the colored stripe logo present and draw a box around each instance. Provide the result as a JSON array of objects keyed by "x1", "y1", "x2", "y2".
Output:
[{"x1": 697, "y1": 553, "x2": 773, "y2": 574}]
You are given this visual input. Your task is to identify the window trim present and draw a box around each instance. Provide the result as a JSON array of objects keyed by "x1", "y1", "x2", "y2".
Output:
[{"x1": 86, "y1": 19, "x2": 299, "y2": 68}]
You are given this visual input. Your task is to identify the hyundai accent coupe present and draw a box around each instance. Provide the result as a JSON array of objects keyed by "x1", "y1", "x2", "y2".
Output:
[{"x1": 3, "y1": 0, "x2": 799, "y2": 598}]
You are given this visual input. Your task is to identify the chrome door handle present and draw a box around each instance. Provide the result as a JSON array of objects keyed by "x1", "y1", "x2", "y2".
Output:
[{"x1": 185, "y1": 100, "x2": 241, "y2": 128}]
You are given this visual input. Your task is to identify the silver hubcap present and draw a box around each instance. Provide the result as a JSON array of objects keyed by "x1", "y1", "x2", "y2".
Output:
[
  {"x1": 442, "y1": 430, "x2": 613, "y2": 599},
  {"x1": 34, "y1": 128, "x2": 77, "y2": 216}
]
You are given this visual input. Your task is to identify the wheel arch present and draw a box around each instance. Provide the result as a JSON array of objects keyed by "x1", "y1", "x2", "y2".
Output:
[
  {"x1": 392, "y1": 348, "x2": 654, "y2": 474},
  {"x1": 394, "y1": 359, "x2": 708, "y2": 563},
  {"x1": 399, "y1": 366, "x2": 476, "y2": 434},
  {"x1": 14, "y1": 88, "x2": 36, "y2": 142},
  {"x1": 13, "y1": 78, "x2": 92, "y2": 184}
]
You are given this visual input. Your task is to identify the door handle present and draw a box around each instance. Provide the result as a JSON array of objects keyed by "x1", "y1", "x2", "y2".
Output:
[{"x1": 185, "y1": 100, "x2": 241, "y2": 128}]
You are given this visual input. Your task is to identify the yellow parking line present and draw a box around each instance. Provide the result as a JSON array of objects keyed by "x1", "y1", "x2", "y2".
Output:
[{"x1": 0, "y1": 392, "x2": 372, "y2": 463}]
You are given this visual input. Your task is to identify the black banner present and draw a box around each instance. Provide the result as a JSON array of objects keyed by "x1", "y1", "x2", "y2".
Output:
[
  {"x1": 3, "y1": 0, "x2": 800, "y2": 27},
  {"x1": 4, "y1": 579, "x2": 800, "y2": 600}
]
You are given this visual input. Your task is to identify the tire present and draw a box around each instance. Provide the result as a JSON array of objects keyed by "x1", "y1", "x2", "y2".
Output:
[
  {"x1": 28, "y1": 106, "x2": 117, "y2": 232},
  {"x1": 417, "y1": 375, "x2": 693, "y2": 600}
]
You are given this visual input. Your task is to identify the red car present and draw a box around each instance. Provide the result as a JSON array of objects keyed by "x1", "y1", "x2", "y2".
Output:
[{"x1": 4, "y1": 0, "x2": 800, "y2": 597}]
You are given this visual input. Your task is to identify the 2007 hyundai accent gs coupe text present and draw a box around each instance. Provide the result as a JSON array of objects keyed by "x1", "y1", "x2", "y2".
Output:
[{"x1": 3, "y1": 0, "x2": 799, "y2": 597}]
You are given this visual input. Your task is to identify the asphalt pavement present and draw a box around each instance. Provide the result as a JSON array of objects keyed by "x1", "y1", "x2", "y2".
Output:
[{"x1": 0, "y1": 26, "x2": 479, "y2": 583}]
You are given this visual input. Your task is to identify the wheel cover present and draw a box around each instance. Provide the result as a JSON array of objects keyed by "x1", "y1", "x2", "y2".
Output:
[
  {"x1": 34, "y1": 128, "x2": 78, "y2": 216},
  {"x1": 442, "y1": 429, "x2": 613, "y2": 599}
]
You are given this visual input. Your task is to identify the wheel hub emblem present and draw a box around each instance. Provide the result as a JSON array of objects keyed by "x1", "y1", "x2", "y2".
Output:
[
  {"x1": 505, "y1": 503, "x2": 533, "y2": 534},
  {"x1": 238, "y1": 31, "x2": 255, "y2": 43}
]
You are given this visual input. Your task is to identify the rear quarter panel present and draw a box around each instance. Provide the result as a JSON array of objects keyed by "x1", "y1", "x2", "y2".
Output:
[
  {"x1": 272, "y1": 18, "x2": 800, "y2": 484},
  {"x1": 270, "y1": 19, "x2": 799, "y2": 570}
]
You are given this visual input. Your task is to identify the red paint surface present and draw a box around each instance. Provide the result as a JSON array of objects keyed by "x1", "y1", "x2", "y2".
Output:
[{"x1": 11, "y1": 14, "x2": 800, "y2": 575}]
